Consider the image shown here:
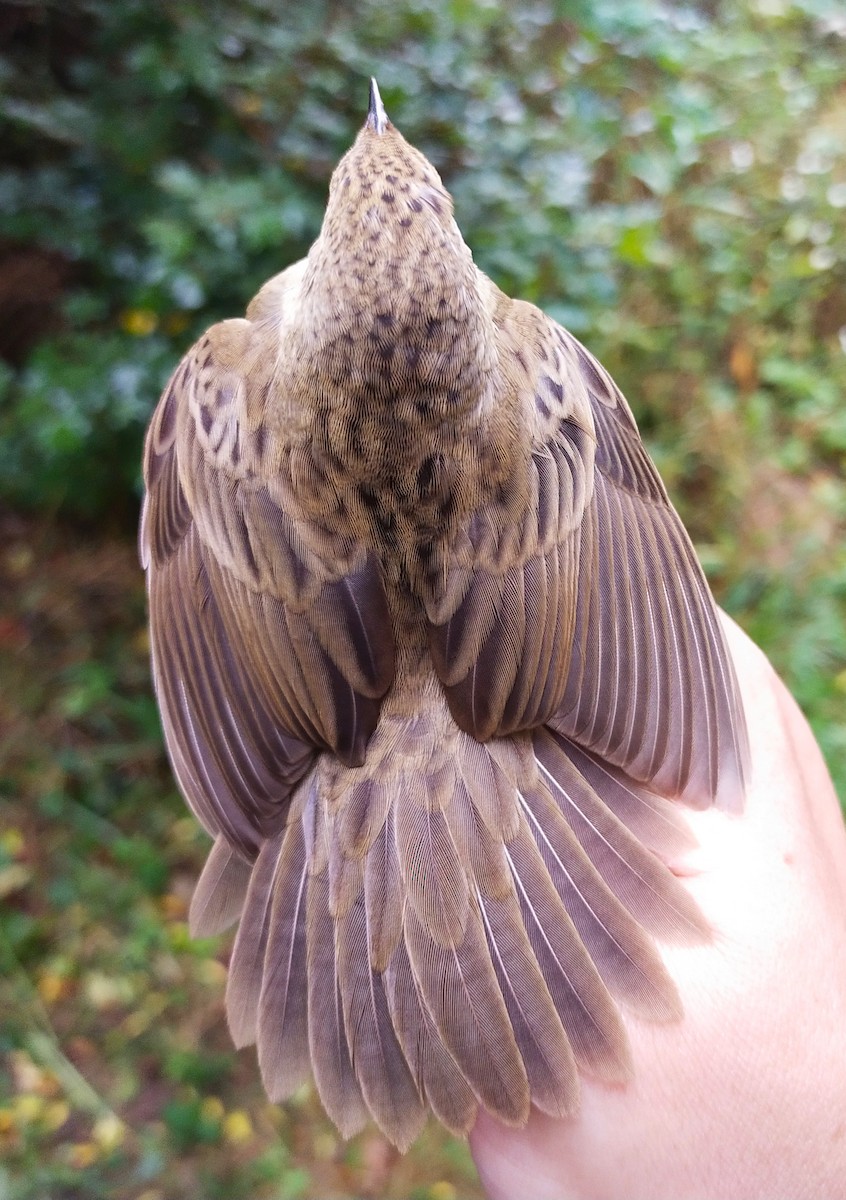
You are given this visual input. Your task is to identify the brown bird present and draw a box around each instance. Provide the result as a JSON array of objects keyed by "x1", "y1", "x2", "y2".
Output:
[{"x1": 140, "y1": 79, "x2": 748, "y2": 1149}]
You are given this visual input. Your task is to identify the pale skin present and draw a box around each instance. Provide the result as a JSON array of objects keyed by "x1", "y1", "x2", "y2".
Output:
[{"x1": 471, "y1": 615, "x2": 846, "y2": 1200}]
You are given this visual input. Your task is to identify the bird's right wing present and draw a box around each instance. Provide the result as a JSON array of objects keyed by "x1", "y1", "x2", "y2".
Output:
[
  {"x1": 425, "y1": 291, "x2": 748, "y2": 809},
  {"x1": 550, "y1": 329, "x2": 748, "y2": 807}
]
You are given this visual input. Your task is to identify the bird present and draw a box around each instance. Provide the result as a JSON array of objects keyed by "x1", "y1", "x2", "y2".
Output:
[{"x1": 140, "y1": 78, "x2": 749, "y2": 1150}]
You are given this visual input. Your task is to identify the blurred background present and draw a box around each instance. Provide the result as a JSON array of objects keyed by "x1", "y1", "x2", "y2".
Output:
[{"x1": 1, "y1": 1, "x2": 844, "y2": 1196}]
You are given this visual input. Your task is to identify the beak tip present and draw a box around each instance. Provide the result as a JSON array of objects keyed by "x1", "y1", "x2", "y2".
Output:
[{"x1": 367, "y1": 76, "x2": 389, "y2": 134}]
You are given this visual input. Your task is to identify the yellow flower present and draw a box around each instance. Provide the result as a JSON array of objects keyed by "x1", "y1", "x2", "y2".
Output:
[
  {"x1": 223, "y1": 1109, "x2": 254, "y2": 1144},
  {"x1": 93, "y1": 1113, "x2": 126, "y2": 1150},
  {"x1": 201, "y1": 1096, "x2": 225, "y2": 1122},
  {"x1": 233, "y1": 92, "x2": 263, "y2": 117},
  {"x1": 120, "y1": 308, "x2": 158, "y2": 336},
  {"x1": 0, "y1": 828, "x2": 24, "y2": 857},
  {"x1": 67, "y1": 1142, "x2": 99, "y2": 1169},
  {"x1": 37, "y1": 971, "x2": 69, "y2": 1004},
  {"x1": 13, "y1": 1095, "x2": 43, "y2": 1124},
  {"x1": 42, "y1": 1101, "x2": 70, "y2": 1132}
]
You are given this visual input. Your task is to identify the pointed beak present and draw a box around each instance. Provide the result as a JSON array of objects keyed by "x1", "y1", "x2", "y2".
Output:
[{"x1": 367, "y1": 77, "x2": 389, "y2": 134}]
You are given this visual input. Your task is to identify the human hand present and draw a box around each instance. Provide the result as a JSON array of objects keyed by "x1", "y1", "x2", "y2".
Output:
[{"x1": 471, "y1": 615, "x2": 846, "y2": 1200}]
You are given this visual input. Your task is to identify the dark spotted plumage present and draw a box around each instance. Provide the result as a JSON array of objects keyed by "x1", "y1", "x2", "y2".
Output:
[{"x1": 141, "y1": 79, "x2": 748, "y2": 1149}]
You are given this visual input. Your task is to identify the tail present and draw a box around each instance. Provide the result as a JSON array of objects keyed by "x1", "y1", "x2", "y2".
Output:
[{"x1": 189, "y1": 715, "x2": 708, "y2": 1150}]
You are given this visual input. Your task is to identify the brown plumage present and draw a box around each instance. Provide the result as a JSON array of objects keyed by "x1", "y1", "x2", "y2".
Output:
[{"x1": 140, "y1": 79, "x2": 748, "y2": 1149}]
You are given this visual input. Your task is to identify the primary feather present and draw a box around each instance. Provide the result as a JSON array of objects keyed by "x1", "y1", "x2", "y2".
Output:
[{"x1": 141, "y1": 79, "x2": 748, "y2": 1149}]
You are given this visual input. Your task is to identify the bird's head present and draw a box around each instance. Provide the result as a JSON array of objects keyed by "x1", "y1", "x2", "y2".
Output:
[
  {"x1": 319, "y1": 79, "x2": 464, "y2": 267},
  {"x1": 294, "y1": 80, "x2": 495, "y2": 410}
]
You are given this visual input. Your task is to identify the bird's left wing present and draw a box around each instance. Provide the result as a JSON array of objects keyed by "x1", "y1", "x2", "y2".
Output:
[{"x1": 140, "y1": 312, "x2": 396, "y2": 859}]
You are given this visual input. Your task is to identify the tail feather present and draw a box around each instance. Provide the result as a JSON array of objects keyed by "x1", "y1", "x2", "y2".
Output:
[
  {"x1": 457, "y1": 736, "x2": 520, "y2": 839},
  {"x1": 188, "y1": 835, "x2": 251, "y2": 937},
  {"x1": 538, "y1": 729, "x2": 709, "y2": 941},
  {"x1": 446, "y1": 772, "x2": 513, "y2": 901},
  {"x1": 384, "y1": 940, "x2": 479, "y2": 1135},
  {"x1": 404, "y1": 903, "x2": 530, "y2": 1125},
  {"x1": 395, "y1": 787, "x2": 470, "y2": 946},
  {"x1": 478, "y1": 888, "x2": 579, "y2": 1117},
  {"x1": 210, "y1": 711, "x2": 708, "y2": 1146},
  {"x1": 363, "y1": 806, "x2": 403, "y2": 971},
  {"x1": 336, "y1": 890, "x2": 426, "y2": 1150},
  {"x1": 306, "y1": 870, "x2": 369, "y2": 1139},
  {"x1": 505, "y1": 823, "x2": 632, "y2": 1081},
  {"x1": 551, "y1": 734, "x2": 698, "y2": 859},
  {"x1": 256, "y1": 818, "x2": 310, "y2": 1101},
  {"x1": 225, "y1": 832, "x2": 280, "y2": 1047},
  {"x1": 519, "y1": 780, "x2": 682, "y2": 1021}
]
